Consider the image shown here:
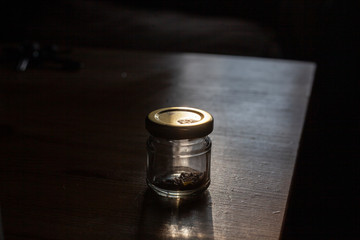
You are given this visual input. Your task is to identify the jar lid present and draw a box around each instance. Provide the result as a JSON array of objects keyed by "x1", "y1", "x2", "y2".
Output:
[{"x1": 145, "y1": 107, "x2": 214, "y2": 139}]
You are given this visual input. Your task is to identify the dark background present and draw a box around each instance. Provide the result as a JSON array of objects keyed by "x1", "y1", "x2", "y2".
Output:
[{"x1": 1, "y1": 0, "x2": 358, "y2": 239}]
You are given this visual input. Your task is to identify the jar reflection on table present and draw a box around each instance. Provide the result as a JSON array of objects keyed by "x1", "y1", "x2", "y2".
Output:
[{"x1": 137, "y1": 189, "x2": 214, "y2": 240}]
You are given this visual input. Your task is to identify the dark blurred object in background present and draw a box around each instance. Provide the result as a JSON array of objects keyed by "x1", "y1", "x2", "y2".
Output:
[{"x1": 1, "y1": 42, "x2": 82, "y2": 71}]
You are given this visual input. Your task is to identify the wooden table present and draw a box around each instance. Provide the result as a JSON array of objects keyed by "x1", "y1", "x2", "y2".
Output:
[{"x1": 0, "y1": 48, "x2": 315, "y2": 239}]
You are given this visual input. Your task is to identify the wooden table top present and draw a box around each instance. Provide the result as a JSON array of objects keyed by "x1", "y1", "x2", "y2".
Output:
[{"x1": 0, "y1": 48, "x2": 315, "y2": 240}]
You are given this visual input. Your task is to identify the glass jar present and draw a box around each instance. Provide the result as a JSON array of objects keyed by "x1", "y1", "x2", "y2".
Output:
[{"x1": 145, "y1": 107, "x2": 214, "y2": 198}]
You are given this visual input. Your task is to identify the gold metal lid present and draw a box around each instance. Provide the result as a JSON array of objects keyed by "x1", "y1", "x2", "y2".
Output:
[{"x1": 145, "y1": 107, "x2": 214, "y2": 139}]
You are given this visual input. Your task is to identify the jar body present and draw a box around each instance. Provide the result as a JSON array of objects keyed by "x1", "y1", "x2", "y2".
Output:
[{"x1": 146, "y1": 135, "x2": 211, "y2": 197}]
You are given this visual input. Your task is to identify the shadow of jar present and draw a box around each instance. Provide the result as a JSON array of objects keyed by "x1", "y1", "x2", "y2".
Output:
[{"x1": 137, "y1": 189, "x2": 214, "y2": 240}]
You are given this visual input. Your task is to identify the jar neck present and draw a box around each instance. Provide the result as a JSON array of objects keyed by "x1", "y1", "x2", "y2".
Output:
[
  {"x1": 147, "y1": 135, "x2": 211, "y2": 155},
  {"x1": 149, "y1": 135, "x2": 210, "y2": 145}
]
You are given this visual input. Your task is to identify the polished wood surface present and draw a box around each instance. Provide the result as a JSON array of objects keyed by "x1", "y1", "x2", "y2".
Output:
[{"x1": 0, "y1": 48, "x2": 315, "y2": 239}]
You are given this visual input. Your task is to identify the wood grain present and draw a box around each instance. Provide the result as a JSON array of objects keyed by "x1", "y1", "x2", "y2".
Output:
[{"x1": 0, "y1": 48, "x2": 315, "y2": 239}]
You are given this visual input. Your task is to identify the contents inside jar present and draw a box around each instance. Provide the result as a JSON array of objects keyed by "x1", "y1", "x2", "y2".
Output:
[{"x1": 153, "y1": 166, "x2": 207, "y2": 191}]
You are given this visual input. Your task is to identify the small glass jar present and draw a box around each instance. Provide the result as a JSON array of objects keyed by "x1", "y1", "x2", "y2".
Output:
[{"x1": 145, "y1": 107, "x2": 214, "y2": 198}]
